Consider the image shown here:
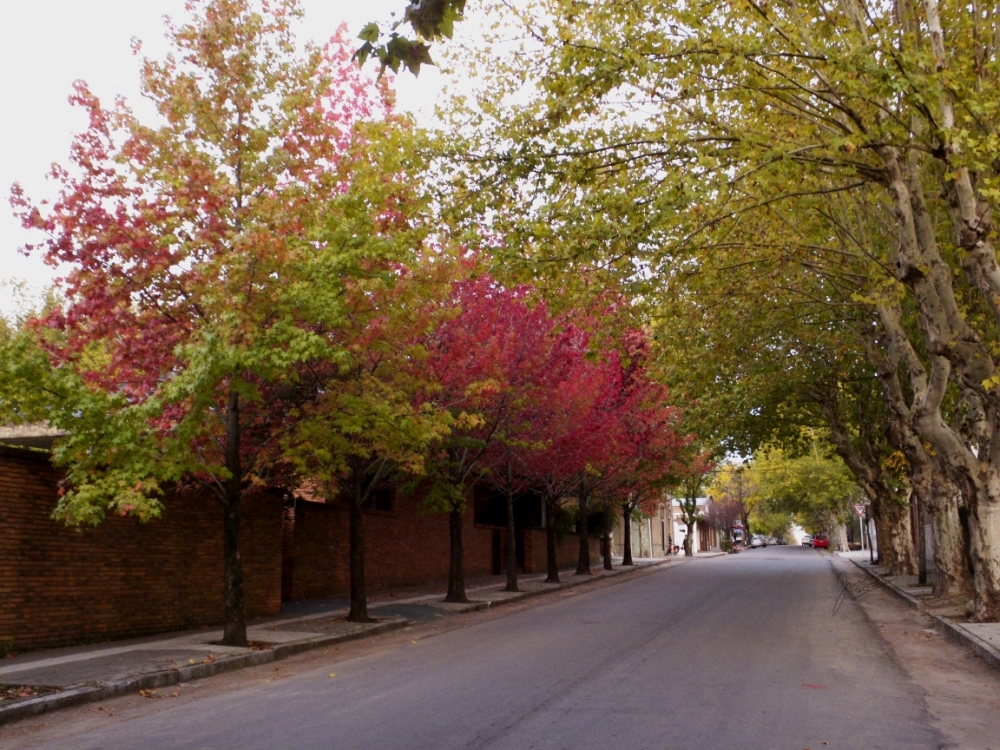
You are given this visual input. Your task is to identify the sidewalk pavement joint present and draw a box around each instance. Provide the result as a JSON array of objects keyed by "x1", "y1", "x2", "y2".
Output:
[
  {"x1": 0, "y1": 555, "x2": 689, "y2": 726},
  {"x1": 848, "y1": 557, "x2": 1000, "y2": 672}
]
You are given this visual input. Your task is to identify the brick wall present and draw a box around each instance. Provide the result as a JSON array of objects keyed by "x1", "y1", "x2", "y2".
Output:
[
  {"x1": 0, "y1": 445, "x2": 602, "y2": 651},
  {"x1": 523, "y1": 529, "x2": 600, "y2": 574},
  {"x1": 0, "y1": 446, "x2": 282, "y2": 651},
  {"x1": 286, "y1": 492, "x2": 496, "y2": 600},
  {"x1": 286, "y1": 492, "x2": 599, "y2": 600}
]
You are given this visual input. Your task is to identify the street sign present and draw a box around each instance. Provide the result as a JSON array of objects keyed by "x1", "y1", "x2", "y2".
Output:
[{"x1": 853, "y1": 503, "x2": 866, "y2": 518}]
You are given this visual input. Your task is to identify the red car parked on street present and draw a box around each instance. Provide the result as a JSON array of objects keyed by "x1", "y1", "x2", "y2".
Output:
[{"x1": 811, "y1": 534, "x2": 829, "y2": 549}]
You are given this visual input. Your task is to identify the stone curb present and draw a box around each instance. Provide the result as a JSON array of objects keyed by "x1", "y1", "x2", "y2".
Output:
[
  {"x1": 0, "y1": 618, "x2": 407, "y2": 726},
  {"x1": 0, "y1": 558, "x2": 681, "y2": 726},
  {"x1": 449, "y1": 558, "x2": 676, "y2": 612},
  {"x1": 850, "y1": 559, "x2": 926, "y2": 610},
  {"x1": 849, "y1": 559, "x2": 1000, "y2": 672},
  {"x1": 931, "y1": 614, "x2": 1000, "y2": 671}
]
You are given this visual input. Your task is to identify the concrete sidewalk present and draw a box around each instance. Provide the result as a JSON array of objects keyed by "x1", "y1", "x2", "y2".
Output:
[
  {"x1": 842, "y1": 554, "x2": 1000, "y2": 672},
  {"x1": 0, "y1": 556, "x2": 687, "y2": 725}
]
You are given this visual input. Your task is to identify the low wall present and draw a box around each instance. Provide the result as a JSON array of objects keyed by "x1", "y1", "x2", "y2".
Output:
[
  {"x1": 287, "y1": 497, "x2": 598, "y2": 600},
  {"x1": 285, "y1": 495, "x2": 496, "y2": 600},
  {"x1": 0, "y1": 446, "x2": 282, "y2": 651},
  {"x1": 0, "y1": 446, "x2": 602, "y2": 651}
]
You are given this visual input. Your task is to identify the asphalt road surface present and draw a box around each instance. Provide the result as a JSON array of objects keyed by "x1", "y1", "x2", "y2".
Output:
[{"x1": 26, "y1": 547, "x2": 945, "y2": 749}]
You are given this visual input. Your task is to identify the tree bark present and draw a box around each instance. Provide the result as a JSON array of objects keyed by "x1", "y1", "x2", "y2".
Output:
[
  {"x1": 922, "y1": 479, "x2": 974, "y2": 601},
  {"x1": 916, "y1": 493, "x2": 928, "y2": 585},
  {"x1": 621, "y1": 505, "x2": 634, "y2": 565},
  {"x1": 874, "y1": 492, "x2": 915, "y2": 573},
  {"x1": 683, "y1": 522, "x2": 694, "y2": 556},
  {"x1": 221, "y1": 391, "x2": 247, "y2": 648},
  {"x1": 966, "y1": 501, "x2": 1000, "y2": 620},
  {"x1": 544, "y1": 500, "x2": 560, "y2": 583},
  {"x1": 603, "y1": 524, "x2": 613, "y2": 570},
  {"x1": 347, "y1": 496, "x2": 370, "y2": 622},
  {"x1": 832, "y1": 521, "x2": 850, "y2": 553},
  {"x1": 445, "y1": 506, "x2": 468, "y2": 603},
  {"x1": 576, "y1": 485, "x2": 592, "y2": 575},
  {"x1": 505, "y1": 479, "x2": 518, "y2": 592}
]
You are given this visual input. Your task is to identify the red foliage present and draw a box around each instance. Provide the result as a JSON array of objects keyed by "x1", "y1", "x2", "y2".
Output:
[{"x1": 9, "y1": 27, "x2": 401, "y2": 488}]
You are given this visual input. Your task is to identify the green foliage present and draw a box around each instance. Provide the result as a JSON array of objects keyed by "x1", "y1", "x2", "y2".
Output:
[
  {"x1": 355, "y1": 0, "x2": 466, "y2": 77},
  {"x1": 747, "y1": 434, "x2": 863, "y2": 535}
]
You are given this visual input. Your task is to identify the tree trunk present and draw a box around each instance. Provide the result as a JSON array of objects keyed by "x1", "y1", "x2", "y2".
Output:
[
  {"x1": 869, "y1": 489, "x2": 916, "y2": 574},
  {"x1": 683, "y1": 522, "x2": 694, "y2": 557},
  {"x1": 221, "y1": 391, "x2": 247, "y2": 648},
  {"x1": 348, "y1": 496, "x2": 370, "y2": 622},
  {"x1": 833, "y1": 522, "x2": 850, "y2": 553},
  {"x1": 622, "y1": 506, "x2": 634, "y2": 566},
  {"x1": 445, "y1": 506, "x2": 468, "y2": 603},
  {"x1": 966, "y1": 500, "x2": 1000, "y2": 621},
  {"x1": 576, "y1": 489, "x2": 592, "y2": 575},
  {"x1": 916, "y1": 493, "x2": 928, "y2": 585},
  {"x1": 221, "y1": 492, "x2": 247, "y2": 647},
  {"x1": 925, "y1": 480, "x2": 974, "y2": 601},
  {"x1": 505, "y1": 482, "x2": 518, "y2": 592},
  {"x1": 603, "y1": 525, "x2": 613, "y2": 570},
  {"x1": 544, "y1": 500, "x2": 560, "y2": 583}
]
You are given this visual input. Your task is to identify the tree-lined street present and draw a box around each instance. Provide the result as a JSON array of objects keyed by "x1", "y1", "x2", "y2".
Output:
[
  {"x1": 5, "y1": 0, "x2": 1000, "y2": 743},
  {"x1": 8, "y1": 549, "x2": 994, "y2": 750}
]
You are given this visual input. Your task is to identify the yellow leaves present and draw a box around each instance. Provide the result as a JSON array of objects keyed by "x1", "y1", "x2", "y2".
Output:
[
  {"x1": 982, "y1": 373, "x2": 1000, "y2": 392},
  {"x1": 329, "y1": 673, "x2": 337, "y2": 678},
  {"x1": 882, "y1": 450, "x2": 910, "y2": 472}
]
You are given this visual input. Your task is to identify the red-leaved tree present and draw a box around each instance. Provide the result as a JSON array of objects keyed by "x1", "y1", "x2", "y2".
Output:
[{"x1": 9, "y1": 3, "x2": 416, "y2": 646}]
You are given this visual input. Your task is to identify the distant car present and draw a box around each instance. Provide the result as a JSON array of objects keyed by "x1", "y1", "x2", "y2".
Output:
[
  {"x1": 750, "y1": 534, "x2": 766, "y2": 548},
  {"x1": 801, "y1": 534, "x2": 813, "y2": 546},
  {"x1": 766, "y1": 536, "x2": 777, "y2": 545},
  {"x1": 812, "y1": 534, "x2": 829, "y2": 549}
]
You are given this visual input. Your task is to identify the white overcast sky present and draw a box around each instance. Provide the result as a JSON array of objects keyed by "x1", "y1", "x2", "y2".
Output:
[{"x1": 0, "y1": 0, "x2": 447, "y2": 314}]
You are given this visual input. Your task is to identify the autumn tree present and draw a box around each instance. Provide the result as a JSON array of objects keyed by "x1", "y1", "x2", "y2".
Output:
[
  {"x1": 443, "y1": 0, "x2": 1000, "y2": 620},
  {"x1": 475, "y1": 287, "x2": 578, "y2": 592},
  {"x1": 518, "y1": 316, "x2": 615, "y2": 582},
  {"x1": 673, "y1": 455, "x2": 715, "y2": 557},
  {"x1": 7, "y1": 2, "x2": 418, "y2": 645},
  {"x1": 747, "y1": 438, "x2": 864, "y2": 551},
  {"x1": 282, "y1": 265, "x2": 452, "y2": 622},
  {"x1": 419, "y1": 270, "x2": 531, "y2": 601},
  {"x1": 599, "y1": 339, "x2": 690, "y2": 566}
]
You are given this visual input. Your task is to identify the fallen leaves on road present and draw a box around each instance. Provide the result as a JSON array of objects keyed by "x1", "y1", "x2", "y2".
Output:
[{"x1": 329, "y1": 673, "x2": 336, "y2": 678}]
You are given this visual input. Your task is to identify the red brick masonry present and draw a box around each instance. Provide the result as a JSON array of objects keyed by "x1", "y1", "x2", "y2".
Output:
[
  {"x1": 0, "y1": 445, "x2": 281, "y2": 651},
  {"x1": 0, "y1": 446, "x2": 597, "y2": 651}
]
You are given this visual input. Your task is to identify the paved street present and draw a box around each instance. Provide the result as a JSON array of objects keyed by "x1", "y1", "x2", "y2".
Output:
[{"x1": 14, "y1": 548, "x2": 948, "y2": 749}]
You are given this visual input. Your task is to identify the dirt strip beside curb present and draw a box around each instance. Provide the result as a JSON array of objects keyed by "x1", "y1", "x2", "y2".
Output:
[{"x1": 849, "y1": 559, "x2": 1000, "y2": 672}]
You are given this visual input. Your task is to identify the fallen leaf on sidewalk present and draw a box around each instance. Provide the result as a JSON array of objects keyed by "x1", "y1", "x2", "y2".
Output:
[{"x1": 329, "y1": 673, "x2": 336, "y2": 678}]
